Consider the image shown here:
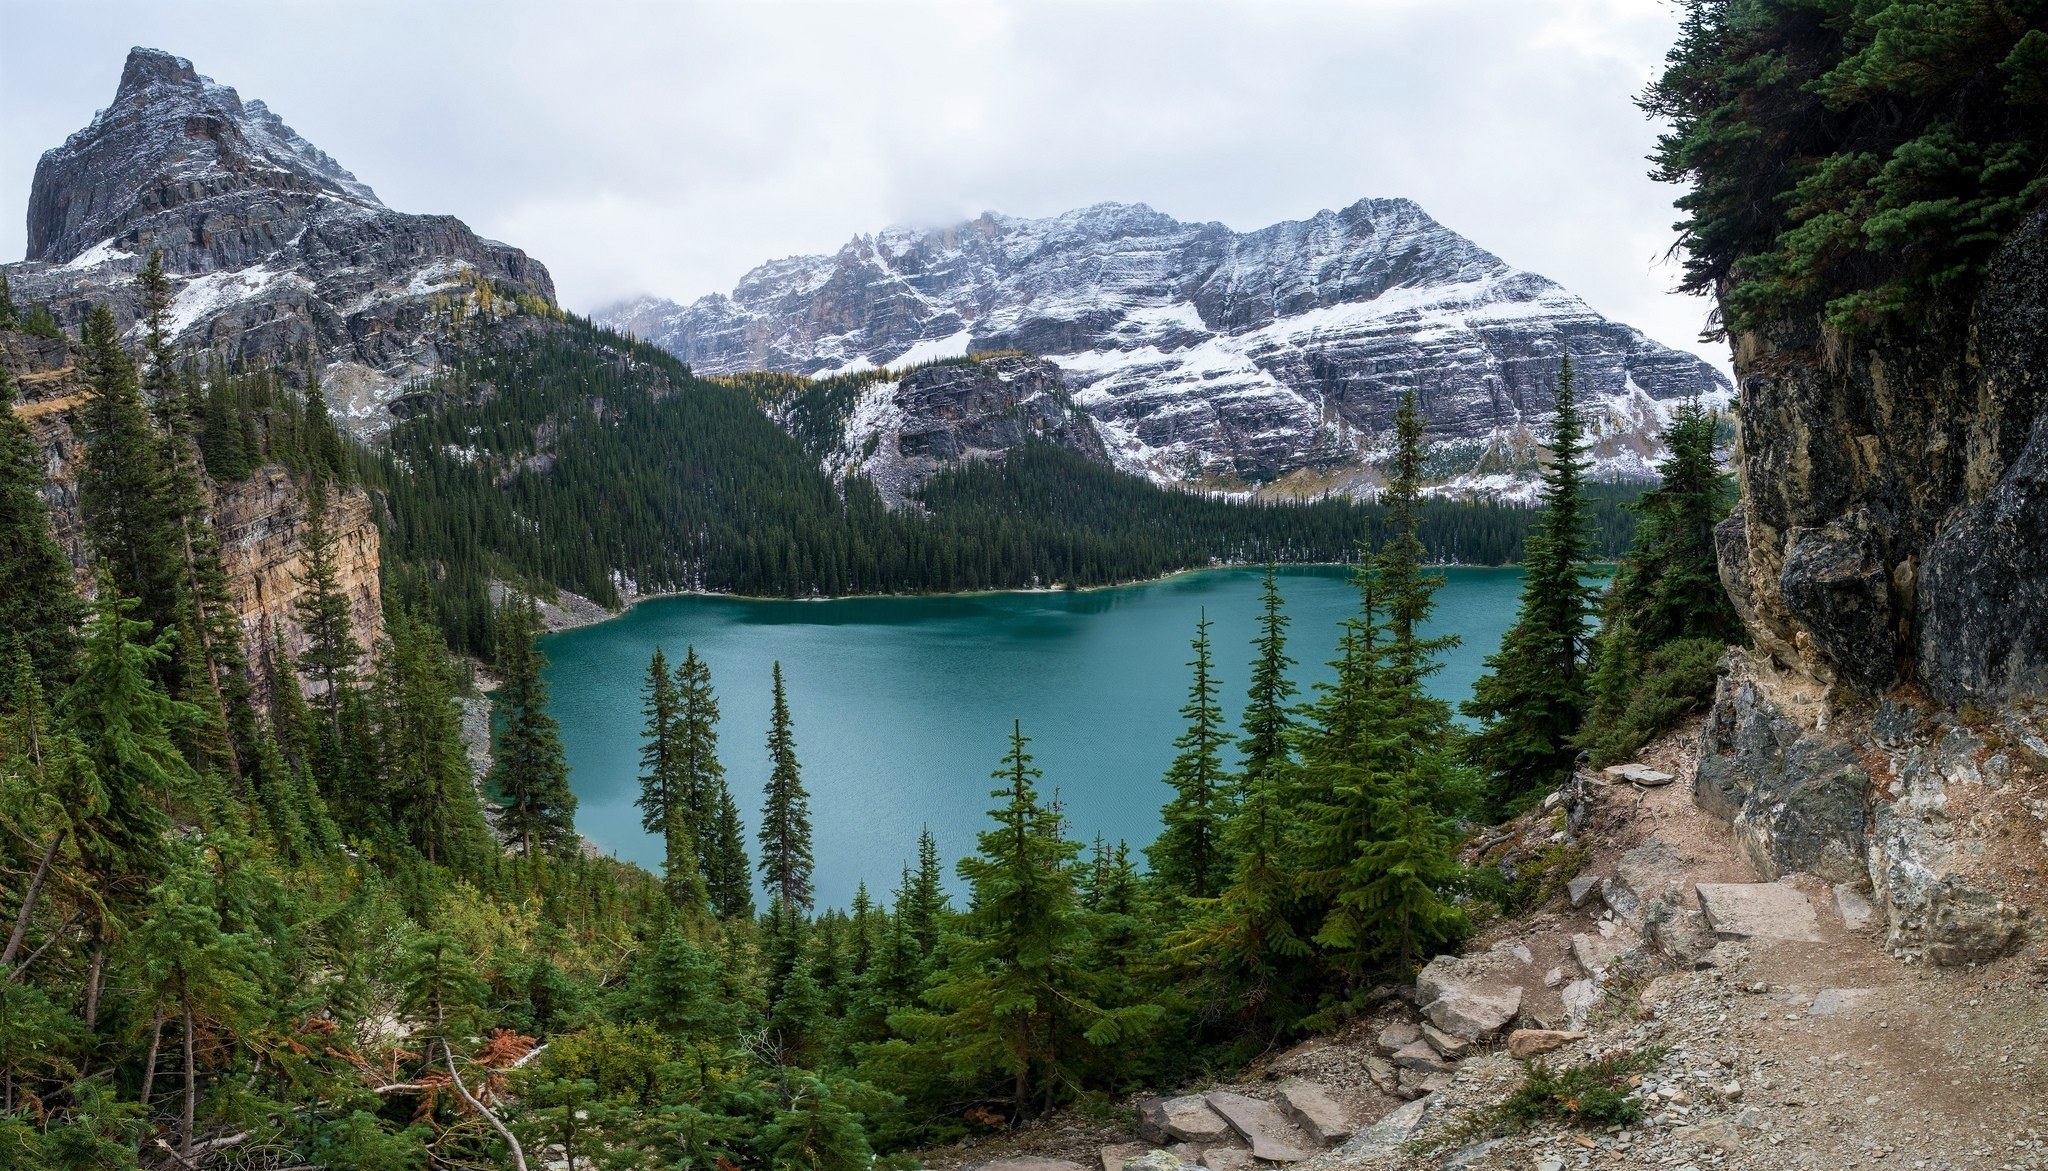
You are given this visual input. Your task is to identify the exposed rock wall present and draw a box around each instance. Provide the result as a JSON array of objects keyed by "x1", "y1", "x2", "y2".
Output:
[
  {"x1": 2, "y1": 326, "x2": 382, "y2": 697},
  {"x1": 1699, "y1": 210, "x2": 2048, "y2": 966}
]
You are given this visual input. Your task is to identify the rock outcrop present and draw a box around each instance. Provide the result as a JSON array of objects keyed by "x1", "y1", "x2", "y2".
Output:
[
  {"x1": 2, "y1": 326, "x2": 382, "y2": 695},
  {"x1": 600, "y1": 199, "x2": 1730, "y2": 496},
  {"x1": 2, "y1": 47, "x2": 553, "y2": 436},
  {"x1": 801, "y1": 353, "x2": 1110, "y2": 507}
]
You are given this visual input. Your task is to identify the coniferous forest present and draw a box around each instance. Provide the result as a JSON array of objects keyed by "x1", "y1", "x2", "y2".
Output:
[{"x1": 0, "y1": 237, "x2": 1734, "y2": 1169}]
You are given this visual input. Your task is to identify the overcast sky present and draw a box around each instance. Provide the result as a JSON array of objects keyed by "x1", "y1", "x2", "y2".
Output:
[{"x1": 0, "y1": 0, "x2": 1727, "y2": 372}]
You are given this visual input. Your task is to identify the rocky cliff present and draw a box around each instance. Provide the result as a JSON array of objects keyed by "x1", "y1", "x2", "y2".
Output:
[
  {"x1": 1, "y1": 48, "x2": 553, "y2": 436},
  {"x1": 1696, "y1": 207, "x2": 2048, "y2": 969},
  {"x1": 600, "y1": 200, "x2": 1730, "y2": 496},
  {"x1": 783, "y1": 353, "x2": 1110, "y2": 508},
  {"x1": 1, "y1": 326, "x2": 383, "y2": 693}
]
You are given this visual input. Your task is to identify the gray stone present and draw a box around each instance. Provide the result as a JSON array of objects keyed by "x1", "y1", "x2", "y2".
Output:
[
  {"x1": 969, "y1": 1160, "x2": 1088, "y2": 1171},
  {"x1": 1604, "y1": 763, "x2": 1677, "y2": 786},
  {"x1": 1832, "y1": 884, "x2": 1875, "y2": 930},
  {"x1": 1537, "y1": 1159, "x2": 1566, "y2": 1171},
  {"x1": 1601, "y1": 839, "x2": 1689, "y2": 922},
  {"x1": 1120, "y1": 1154, "x2": 1185, "y2": 1171},
  {"x1": 1416, "y1": 954, "x2": 1524, "y2": 1041},
  {"x1": 1364, "y1": 1055, "x2": 1400, "y2": 1096},
  {"x1": 1203, "y1": 1093, "x2": 1312, "y2": 1163},
  {"x1": 1570, "y1": 929, "x2": 1638, "y2": 978},
  {"x1": 1566, "y1": 874, "x2": 1601, "y2": 908},
  {"x1": 1198, "y1": 1149, "x2": 1251, "y2": 1171},
  {"x1": 1396, "y1": 1068, "x2": 1452, "y2": 1099},
  {"x1": 1694, "y1": 659, "x2": 1869, "y2": 883},
  {"x1": 1419, "y1": 1023, "x2": 1469, "y2": 1059},
  {"x1": 1560, "y1": 979, "x2": 1599, "y2": 1029},
  {"x1": 1276, "y1": 1079, "x2": 1352, "y2": 1145},
  {"x1": 1868, "y1": 765, "x2": 2030, "y2": 966},
  {"x1": 1374, "y1": 1022, "x2": 1421, "y2": 1054},
  {"x1": 1138, "y1": 1096, "x2": 1232, "y2": 1145},
  {"x1": 1099, "y1": 1143, "x2": 1149, "y2": 1171},
  {"x1": 1336, "y1": 1097, "x2": 1428, "y2": 1159},
  {"x1": 1443, "y1": 1138, "x2": 1502, "y2": 1168},
  {"x1": 1696, "y1": 883, "x2": 1822, "y2": 941},
  {"x1": 1390, "y1": 1040, "x2": 1454, "y2": 1074}
]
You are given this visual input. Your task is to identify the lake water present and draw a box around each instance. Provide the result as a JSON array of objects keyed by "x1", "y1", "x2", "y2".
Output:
[{"x1": 541, "y1": 565, "x2": 1526, "y2": 908}]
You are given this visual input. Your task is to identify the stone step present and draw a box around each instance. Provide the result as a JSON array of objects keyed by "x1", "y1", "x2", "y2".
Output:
[
  {"x1": 1204, "y1": 1092, "x2": 1314, "y2": 1163},
  {"x1": 1137, "y1": 1095, "x2": 1232, "y2": 1145},
  {"x1": 1696, "y1": 882, "x2": 1822, "y2": 941},
  {"x1": 1275, "y1": 1079, "x2": 1353, "y2": 1145}
]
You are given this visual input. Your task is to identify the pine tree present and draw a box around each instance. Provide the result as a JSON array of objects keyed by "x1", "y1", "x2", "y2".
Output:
[
  {"x1": 675, "y1": 647, "x2": 728, "y2": 906},
  {"x1": 707, "y1": 784, "x2": 753, "y2": 918},
  {"x1": 489, "y1": 596, "x2": 578, "y2": 856},
  {"x1": 294, "y1": 481, "x2": 362, "y2": 730},
  {"x1": 0, "y1": 366, "x2": 83, "y2": 688},
  {"x1": 0, "y1": 270, "x2": 17, "y2": 328},
  {"x1": 1463, "y1": 355, "x2": 1599, "y2": 812},
  {"x1": 905, "y1": 827, "x2": 949, "y2": 961},
  {"x1": 757, "y1": 662, "x2": 814, "y2": 912},
  {"x1": 1146, "y1": 609, "x2": 1233, "y2": 899},
  {"x1": 904, "y1": 722, "x2": 1158, "y2": 1119},
  {"x1": 636, "y1": 647, "x2": 692, "y2": 893},
  {"x1": 1238, "y1": 566, "x2": 1295, "y2": 787},
  {"x1": 371, "y1": 606, "x2": 492, "y2": 868}
]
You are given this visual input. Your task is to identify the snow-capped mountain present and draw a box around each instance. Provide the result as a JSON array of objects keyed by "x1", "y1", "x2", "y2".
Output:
[
  {"x1": 3, "y1": 47, "x2": 553, "y2": 434},
  {"x1": 599, "y1": 200, "x2": 1730, "y2": 495}
]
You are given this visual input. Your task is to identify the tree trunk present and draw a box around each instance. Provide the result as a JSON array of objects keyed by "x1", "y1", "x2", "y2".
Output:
[
  {"x1": 1, "y1": 829, "x2": 64, "y2": 968},
  {"x1": 442, "y1": 1037, "x2": 529, "y2": 1171},
  {"x1": 83, "y1": 931, "x2": 106, "y2": 1030},
  {"x1": 140, "y1": 1009, "x2": 166, "y2": 1107},
  {"x1": 181, "y1": 997, "x2": 197, "y2": 1160}
]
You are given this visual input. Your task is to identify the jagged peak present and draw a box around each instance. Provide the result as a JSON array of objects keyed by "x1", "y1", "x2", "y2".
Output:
[{"x1": 114, "y1": 46, "x2": 203, "y2": 99}]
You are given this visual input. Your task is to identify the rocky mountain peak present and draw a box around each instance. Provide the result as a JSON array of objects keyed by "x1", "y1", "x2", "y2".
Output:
[
  {"x1": 5, "y1": 46, "x2": 551, "y2": 436},
  {"x1": 29, "y1": 47, "x2": 381, "y2": 266},
  {"x1": 597, "y1": 197, "x2": 1729, "y2": 496}
]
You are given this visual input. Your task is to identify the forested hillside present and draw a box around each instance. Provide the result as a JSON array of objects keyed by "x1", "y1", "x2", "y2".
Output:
[{"x1": 363, "y1": 303, "x2": 1645, "y2": 654}]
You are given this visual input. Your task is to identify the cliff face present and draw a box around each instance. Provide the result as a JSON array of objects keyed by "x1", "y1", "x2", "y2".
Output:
[
  {"x1": 2, "y1": 326, "x2": 383, "y2": 694},
  {"x1": 1, "y1": 48, "x2": 553, "y2": 438},
  {"x1": 600, "y1": 199, "x2": 1730, "y2": 496},
  {"x1": 799, "y1": 354, "x2": 1110, "y2": 508},
  {"x1": 1696, "y1": 204, "x2": 2048, "y2": 968},
  {"x1": 1719, "y1": 203, "x2": 2048, "y2": 707}
]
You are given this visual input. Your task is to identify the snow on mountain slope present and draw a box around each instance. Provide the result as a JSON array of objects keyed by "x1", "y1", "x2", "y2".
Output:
[{"x1": 599, "y1": 200, "x2": 1729, "y2": 495}]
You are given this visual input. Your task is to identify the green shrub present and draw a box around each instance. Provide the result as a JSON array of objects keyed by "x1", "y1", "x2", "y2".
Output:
[
  {"x1": 1497, "y1": 1047, "x2": 1665, "y2": 1130},
  {"x1": 1578, "y1": 637, "x2": 1727, "y2": 767}
]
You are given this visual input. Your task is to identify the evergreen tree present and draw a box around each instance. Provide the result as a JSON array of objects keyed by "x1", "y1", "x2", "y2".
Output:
[
  {"x1": 1463, "y1": 355, "x2": 1599, "y2": 812},
  {"x1": 489, "y1": 596, "x2": 578, "y2": 856},
  {"x1": 675, "y1": 647, "x2": 729, "y2": 907},
  {"x1": 905, "y1": 723, "x2": 1158, "y2": 1119},
  {"x1": 1146, "y1": 610, "x2": 1233, "y2": 899},
  {"x1": 19, "y1": 303, "x2": 63, "y2": 341},
  {"x1": 757, "y1": 662, "x2": 814, "y2": 913},
  {"x1": 1579, "y1": 399, "x2": 1739, "y2": 763},
  {"x1": 0, "y1": 270, "x2": 17, "y2": 328},
  {"x1": 294, "y1": 481, "x2": 362, "y2": 729},
  {"x1": 0, "y1": 367, "x2": 83, "y2": 687},
  {"x1": 371, "y1": 605, "x2": 492, "y2": 867},
  {"x1": 1237, "y1": 565, "x2": 1295, "y2": 788},
  {"x1": 78, "y1": 303, "x2": 181, "y2": 641},
  {"x1": 637, "y1": 647, "x2": 692, "y2": 893},
  {"x1": 707, "y1": 784, "x2": 753, "y2": 919},
  {"x1": 903, "y1": 827, "x2": 949, "y2": 963}
]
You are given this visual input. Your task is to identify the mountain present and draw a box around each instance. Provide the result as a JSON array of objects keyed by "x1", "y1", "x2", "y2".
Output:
[
  {"x1": 2, "y1": 47, "x2": 553, "y2": 434},
  {"x1": 598, "y1": 199, "x2": 1731, "y2": 496}
]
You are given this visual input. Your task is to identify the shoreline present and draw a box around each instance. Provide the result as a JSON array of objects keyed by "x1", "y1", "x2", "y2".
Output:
[{"x1": 532, "y1": 560, "x2": 1541, "y2": 637}]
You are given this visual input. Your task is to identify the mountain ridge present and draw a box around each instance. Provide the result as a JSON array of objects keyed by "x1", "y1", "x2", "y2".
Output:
[{"x1": 598, "y1": 197, "x2": 1731, "y2": 497}]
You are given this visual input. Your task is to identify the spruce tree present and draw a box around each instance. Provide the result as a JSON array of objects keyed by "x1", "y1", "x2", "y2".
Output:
[
  {"x1": 707, "y1": 785, "x2": 753, "y2": 918},
  {"x1": 1238, "y1": 565, "x2": 1295, "y2": 787},
  {"x1": 0, "y1": 366, "x2": 83, "y2": 687},
  {"x1": 904, "y1": 827, "x2": 949, "y2": 962},
  {"x1": 294, "y1": 481, "x2": 362, "y2": 729},
  {"x1": 1463, "y1": 354, "x2": 1599, "y2": 811},
  {"x1": 489, "y1": 596, "x2": 578, "y2": 856},
  {"x1": 1578, "y1": 399, "x2": 1738, "y2": 763},
  {"x1": 905, "y1": 722, "x2": 1157, "y2": 1119},
  {"x1": 371, "y1": 606, "x2": 491, "y2": 868},
  {"x1": 1146, "y1": 609, "x2": 1233, "y2": 899},
  {"x1": 675, "y1": 647, "x2": 728, "y2": 900},
  {"x1": 636, "y1": 647, "x2": 689, "y2": 887},
  {"x1": 78, "y1": 303, "x2": 181, "y2": 641},
  {"x1": 757, "y1": 662, "x2": 814, "y2": 913},
  {"x1": 0, "y1": 270, "x2": 17, "y2": 328}
]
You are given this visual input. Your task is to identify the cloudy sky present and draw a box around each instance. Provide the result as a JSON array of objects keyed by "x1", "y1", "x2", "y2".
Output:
[{"x1": 0, "y1": 0, "x2": 1726, "y2": 371}]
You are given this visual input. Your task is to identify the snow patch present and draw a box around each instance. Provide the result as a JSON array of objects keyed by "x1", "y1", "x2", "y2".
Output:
[
  {"x1": 164, "y1": 265, "x2": 299, "y2": 337},
  {"x1": 887, "y1": 329, "x2": 974, "y2": 370}
]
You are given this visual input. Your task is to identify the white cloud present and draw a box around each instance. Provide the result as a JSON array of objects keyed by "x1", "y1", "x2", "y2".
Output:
[{"x1": 0, "y1": 0, "x2": 1727, "y2": 372}]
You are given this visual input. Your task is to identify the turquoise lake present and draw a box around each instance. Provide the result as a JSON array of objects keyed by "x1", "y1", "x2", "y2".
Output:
[{"x1": 540, "y1": 565, "x2": 1525, "y2": 908}]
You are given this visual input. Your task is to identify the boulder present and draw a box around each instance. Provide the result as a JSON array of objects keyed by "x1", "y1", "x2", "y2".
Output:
[
  {"x1": 1566, "y1": 874, "x2": 1601, "y2": 908},
  {"x1": 1415, "y1": 954, "x2": 1524, "y2": 1041},
  {"x1": 1396, "y1": 1068, "x2": 1452, "y2": 1099},
  {"x1": 1198, "y1": 1150, "x2": 1251, "y2": 1171},
  {"x1": 1600, "y1": 839, "x2": 1689, "y2": 922},
  {"x1": 1506, "y1": 1029, "x2": 1585, "y2": 1058},
  {"x1": 1696, "y1": 883, "x2": 1822, "y2": 942},
  {"x1": 1832, "y1": 885, "x2": 1875, "y2": 930},
  {"x1": 1569, "y1": 929, "x2": 1638, "y2": 978},
  {"x1": 1374, "y1": 1022, "x2": 1421, "y2": 1054},
  {"x1": 1336, "y1": 1098, "x2": 1429, "y2": 1159},
  {"x1": 1560, "y1": 979, "x2": 1599, "y2": 1029},
  {"x1": 1364, "y1": 1054, "x2": 1400, "y2": 1096},
  {"x1": 1419, "y1": 1023, "x2": 1469, "y2": 1059},
  {"x1": 969, "y1": 1160, "x2": 1088, "y2": 1171},
  {"x1": 1122, "y1": 1154, "x2": 1185, "y2": 1171},
  {"x1": 1203, "y1": 1093, "x2": 1313, "y2": 1163},
  {"x1": 1276, "y1": 1079, "x2": 1353, "y2": 1145},
  {"x1": 1390, "y1": 1040, "x2": 1454, "y2": 1074},
  {"x1": 1868, "y1": 757, "x2": 2030, "y2": 965},
  {"x1": 1137, "y1": 1096, "x2": 1232, "y2": 1146}
]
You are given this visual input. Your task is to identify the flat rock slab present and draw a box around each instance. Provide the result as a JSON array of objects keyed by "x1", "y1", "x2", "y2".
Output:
[
  {"x1": 1276, "y1": 1079, "x2": 1352, "y2": 1145},
  {"x1": 1390, "y1": 1039, "x2": 1454, "y2": 1073},
  {"x1": 1099, "y1": 1144, "x2": 1149, "y2": 1171},
  {"x1": 1139, "y1": 1096, "x2": 1233, "y2": 1145},
  {"x1": 970, "y1": 1160, "x2": 1088, "y2": 1171},
  {"x1": 1808, "y1": 987, "x2": 1874, "y2": 1016},
  {"x1": 1337, "y1": 1097, "x2": 1428, "y2": 1159},
  {"x1": 1506, "y1": 1028, "x2": 1585, "y2": 1058},
  {"x1": 1570, "y1": 929, "x2": 1639, "y2": 978},
  {"x1": 1696, "y1": 882, "x2": 1822, "y2": 942},
  {"x1": 1561, "y1": 978, "x2": 1599, "y2": 1028},
  {"x1": 1375, "y1": 1022, "x2": 1421, "y2": 1053},
  {"x1": 1421, "y1": 982, "x2": 1522, "y2": 1041},
  {"x1": 1833, "y1": 884, "x2": 1876, "y2": 930},
  {"x1": 1605, "y1": 763, "x2": 1676, "y2": 785},
  {"x1": 1204, "y1": 1093, "x2": 1313, "y2": 1163},
  {"x1": 1419, "y1": 1022, "x2": 1469, "y2": 1059},
  {"x1": 1567, "y1": 874, "x2": 1602, "y2": 907},
  {"x1": 1199, "y1": 1150, "x2": 1251, "y2": 1171}
]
